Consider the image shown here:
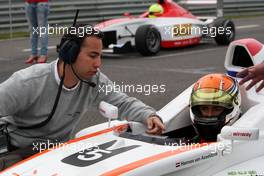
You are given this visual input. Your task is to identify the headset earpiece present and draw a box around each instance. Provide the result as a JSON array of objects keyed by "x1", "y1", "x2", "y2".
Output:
[{"x1": 58, "y1": 36, "x2": 80, "y2": 64}]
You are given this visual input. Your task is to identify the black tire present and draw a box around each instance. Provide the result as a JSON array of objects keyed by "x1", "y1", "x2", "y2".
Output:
[
  {"x1": 214, "y1": 18, "x2": 235, "y2": 45},
  {"x1": 135, "y1": 25, "x2": 161, "y2": 56}
]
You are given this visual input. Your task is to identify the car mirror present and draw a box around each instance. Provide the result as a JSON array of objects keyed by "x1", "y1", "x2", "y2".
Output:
[{"x1": 99, "y1": 101, "x2": 118, "y2": 127}]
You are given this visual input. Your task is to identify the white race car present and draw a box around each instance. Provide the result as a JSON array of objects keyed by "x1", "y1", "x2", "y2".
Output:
[
  {"x1": 1, "y1": 39, "x2": 264, "y2": 176},
  {"x1": 96, "y1": 0, "x2": 235, "y2": 56}
]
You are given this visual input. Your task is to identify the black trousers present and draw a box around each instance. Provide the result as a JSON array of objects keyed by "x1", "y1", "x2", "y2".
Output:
[{"x1": 0, "y1": 145, "x2": 38, "y2": 171}]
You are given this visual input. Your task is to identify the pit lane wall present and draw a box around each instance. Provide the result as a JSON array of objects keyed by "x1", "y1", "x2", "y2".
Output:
[{"x1": 1, "y1": 0, "x2": 264, "y2": 34}]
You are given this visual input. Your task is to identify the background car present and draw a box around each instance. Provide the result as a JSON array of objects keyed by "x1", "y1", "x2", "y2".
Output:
[{"x1": 96, "y1": 0, "x2": 235, "y2": 56}]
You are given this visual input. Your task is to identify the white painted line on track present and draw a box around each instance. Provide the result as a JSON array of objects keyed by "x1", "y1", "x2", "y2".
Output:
[
  {"x1": 0, "y1": 57, "x2": 13, "y2": 61},
  {"x1": 22, "y1": 45, "x2": 56, "y2": 52},
  {"x1": 236, "y1": 24, "x2": 260, "y2": 29}
]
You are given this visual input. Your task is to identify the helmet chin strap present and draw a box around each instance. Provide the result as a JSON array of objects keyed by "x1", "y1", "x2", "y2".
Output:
[{"x1": 70, "y1": 64, "x2": 96, "y2": 87}]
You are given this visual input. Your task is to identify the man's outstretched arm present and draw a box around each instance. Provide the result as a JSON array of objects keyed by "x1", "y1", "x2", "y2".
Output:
[{"x1": 237, "y1": 61, "x2": 264, "y2": 92}]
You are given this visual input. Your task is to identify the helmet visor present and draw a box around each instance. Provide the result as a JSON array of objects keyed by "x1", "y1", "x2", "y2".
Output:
[{"x1": 191, "y1": 88, "x2": 234, "y2": 109}]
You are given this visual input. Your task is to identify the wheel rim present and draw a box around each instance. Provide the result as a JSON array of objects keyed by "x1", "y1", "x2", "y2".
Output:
[{"x1": 146, "y1": 30, "x2": 160, "y2": 52}]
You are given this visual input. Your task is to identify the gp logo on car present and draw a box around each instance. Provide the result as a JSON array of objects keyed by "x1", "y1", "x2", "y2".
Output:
[{"x1": 61, "y1": 140, "x2": 140, "y2": 167}]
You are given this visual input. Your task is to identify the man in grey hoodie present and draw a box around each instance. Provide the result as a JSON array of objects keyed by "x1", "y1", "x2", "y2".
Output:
[{"x1": 0, "y1": 26, "x2": 165, "y2": 170}]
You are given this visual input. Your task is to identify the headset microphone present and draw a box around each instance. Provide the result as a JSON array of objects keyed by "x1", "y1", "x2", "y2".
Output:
[{"x1": 70, "y1": 64, "x2": 96, "y2": 87}]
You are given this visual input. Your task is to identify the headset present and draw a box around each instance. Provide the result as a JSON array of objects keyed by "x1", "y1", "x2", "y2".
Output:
[
  {"x1": 57, "y1": 10, "x2": 80, "y2": 64},
  {"x1": 58, "y1": 35, "x2": 81, "y2": 65},
  {"x1": 57, "y1": 10, "x2": 97, "y2": 87}
]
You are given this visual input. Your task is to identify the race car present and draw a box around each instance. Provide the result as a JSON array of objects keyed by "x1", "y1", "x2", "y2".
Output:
[
  {"x1": 1, "y1": 38, "x2": 264, "y2": 176},
  {"x1": 95, "y1": 0, "x2": 235, "y2": 56}
]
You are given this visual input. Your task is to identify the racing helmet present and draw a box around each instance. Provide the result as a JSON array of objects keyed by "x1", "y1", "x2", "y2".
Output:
[
  {"x1": 148, "y1": 3, "x2": 164, "y2": 18},
  {"x1": 190, "y1": 73, "x2": 241, "y2": 141}
]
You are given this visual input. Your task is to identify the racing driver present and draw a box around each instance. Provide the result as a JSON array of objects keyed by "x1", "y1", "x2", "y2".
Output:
[{"x1": 189, "y1": 73, "x2": 242, "y2": 142}]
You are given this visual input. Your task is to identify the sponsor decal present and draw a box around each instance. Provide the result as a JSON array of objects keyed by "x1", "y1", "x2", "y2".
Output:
[
  {"x1": 232, "y1": 132, "x2": 252, "y2": 138},
  {"x1": 175, "y1": 152, "x2": 218, "y2": 168},
  {"x1": 228, "y1": 170, "x2": 264, "y2": 176},
  {"x1": 61, "y1": 140, "x2": 140, "y2": 167},
  {"x1": 166, "y1": 24, "x2": 232, "y2": 38}
]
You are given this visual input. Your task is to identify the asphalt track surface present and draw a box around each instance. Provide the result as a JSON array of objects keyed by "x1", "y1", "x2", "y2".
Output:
[{"x1": 1, "y1": 16, "x2": 264, "y2": 134}]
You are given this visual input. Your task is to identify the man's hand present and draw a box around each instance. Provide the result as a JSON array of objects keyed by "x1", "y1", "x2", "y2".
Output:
[
  {"x1": 237, "y1": 62, "x2": 264, "y2": 92},
  {"x1": 146, "y1": 115, "x2": 165, "y2": 135}
]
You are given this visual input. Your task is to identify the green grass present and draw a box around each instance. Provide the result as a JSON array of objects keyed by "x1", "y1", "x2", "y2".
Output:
[{"x1": 0, "y1": 31, "x2": 29, "y2": 40}]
